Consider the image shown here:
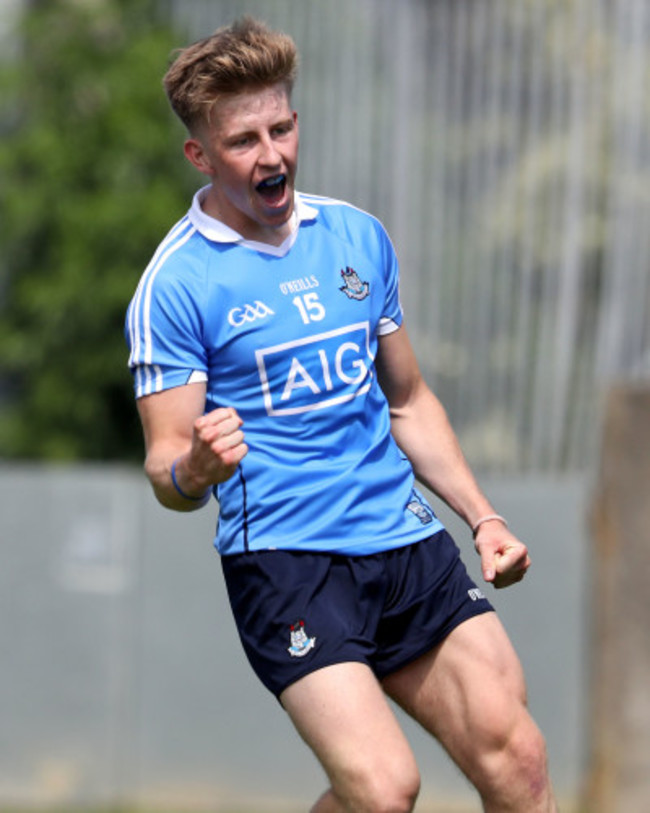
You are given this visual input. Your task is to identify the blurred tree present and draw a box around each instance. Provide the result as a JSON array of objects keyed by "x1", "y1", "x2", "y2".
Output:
[{"x1": 0, "y1": 0, "x2": 196, "y2": 460}]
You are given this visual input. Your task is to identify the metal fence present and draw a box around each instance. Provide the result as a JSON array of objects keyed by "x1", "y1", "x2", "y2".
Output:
[{"x1": 169, "y1": 0, "x2": 650, "y2": 474}]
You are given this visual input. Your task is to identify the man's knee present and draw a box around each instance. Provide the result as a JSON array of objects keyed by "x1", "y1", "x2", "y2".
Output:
[
  {"x1": 507, "y1": 722, "x2": 551, "y2": 799},
  {"x1": 358, "y1": 771, "x2": 420, "y2": 813},
  {"x1": 334, "y1": 757, "x2": 420, "y2": 813},
  {"x1": 476, "y1": 714, "x2": 552, "y2": 805}
]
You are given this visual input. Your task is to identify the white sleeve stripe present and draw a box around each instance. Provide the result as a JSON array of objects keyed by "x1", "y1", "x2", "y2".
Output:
[
  {"x1": 187, "y1": 370, "x2": 208, "y2": 385},
  {"x1": 133, "y1": 365, "x2": 205, "y2": 398},
  {"x1": 126, "y1": 219, "x2": 196, "y2": 368},
  {"x1": 134, "y1": 364, "x2": 164, "y2": 398},
  {"x1": 377, "y1": 317, "x2": 401, "y2": 336}
]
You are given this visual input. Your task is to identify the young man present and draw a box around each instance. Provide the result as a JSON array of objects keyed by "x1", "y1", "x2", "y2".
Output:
[{"x1": 125, "y1": 17, "x2": 557, "y2": 812}]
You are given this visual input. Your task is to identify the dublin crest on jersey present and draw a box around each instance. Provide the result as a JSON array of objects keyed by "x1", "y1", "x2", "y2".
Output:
[
  {"x1": 406, "y1": 492, "x2": 434, "y2": 525},
  {"x1": 339, "y1": 266, "x2": 370, "y2": 300},
  {"x1": 288, "y1": 620, "x2": 316, "y2": 658}
]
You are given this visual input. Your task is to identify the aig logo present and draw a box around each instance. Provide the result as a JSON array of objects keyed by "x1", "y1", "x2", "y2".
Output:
[
  {"x1": 255, "y1": 322, "x2": 373, "y2": 417},
  {"x1": 228, "y1": 300, "x2": 275, "y2": 328}
]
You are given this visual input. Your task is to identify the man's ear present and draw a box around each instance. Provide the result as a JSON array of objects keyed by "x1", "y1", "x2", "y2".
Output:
[{"x1": 183, "y1": 138, "x2": 214, "y2": 177}]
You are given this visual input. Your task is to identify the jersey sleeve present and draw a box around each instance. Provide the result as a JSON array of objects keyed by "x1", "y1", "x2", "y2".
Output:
[
  {"x1": 375, "y1": 220, "x2": 403, "y2": 336},
  {"x1": 125, "y1": 258, "x2": 208, "y2": 399}
]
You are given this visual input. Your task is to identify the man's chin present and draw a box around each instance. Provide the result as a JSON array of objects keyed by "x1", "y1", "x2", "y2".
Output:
[
  {"x1": 259, "y1": 188, "x2": 293, "y2": 217},
  {"x1": 260, "y1": 199, "x2": 294, "y2": 228}
]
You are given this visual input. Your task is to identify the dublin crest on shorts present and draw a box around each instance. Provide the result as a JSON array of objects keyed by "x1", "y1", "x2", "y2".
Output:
[{"x1": 288, "y1": 620, "x2": 316, "y2": 658}]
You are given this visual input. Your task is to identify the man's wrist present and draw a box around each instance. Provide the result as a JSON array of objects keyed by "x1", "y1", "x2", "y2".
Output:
[
  {"x1": 170, "y1": 457, "x2": 210, "y2": 502},
  {"x1": 471, "y1": 514, "x2": 508, "y2": 539}
]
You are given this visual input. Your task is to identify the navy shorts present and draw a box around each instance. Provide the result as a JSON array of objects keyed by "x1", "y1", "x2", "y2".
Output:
[{"x1": 221, "y1": 530, "x2": 494, "y2": 699}]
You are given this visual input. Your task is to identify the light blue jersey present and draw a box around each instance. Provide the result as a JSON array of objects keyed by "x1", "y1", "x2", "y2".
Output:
[{"x1": 126, "y1": 187, "x2": 444, "y2": 555}]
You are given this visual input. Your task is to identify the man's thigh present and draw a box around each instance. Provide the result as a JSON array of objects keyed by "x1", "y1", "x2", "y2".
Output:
[
  {"x1": 381, "y1": 612, "x2": 529, "y2": 768},
  {"x1": 281, "y1": 662, "x2": 419, "y2": 800}
]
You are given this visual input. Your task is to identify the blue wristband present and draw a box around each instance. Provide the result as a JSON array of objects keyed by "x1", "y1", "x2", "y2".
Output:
[{"x1": 171, "y1": 458, "x2": 208, "y2": 502}]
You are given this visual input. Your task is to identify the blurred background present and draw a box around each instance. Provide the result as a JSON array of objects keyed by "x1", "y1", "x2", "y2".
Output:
[{"x1": 1, "y1": 0, "x2": 649, "y2": 811}]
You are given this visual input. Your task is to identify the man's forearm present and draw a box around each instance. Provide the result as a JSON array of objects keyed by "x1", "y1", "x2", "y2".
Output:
[{"x1": 389, "y1": 384, "x2": 496, "y2": 529}]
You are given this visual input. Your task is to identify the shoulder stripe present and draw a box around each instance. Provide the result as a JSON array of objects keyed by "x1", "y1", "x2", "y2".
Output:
[
  {"x1": 127, "y1": 217, "x2": 196, "y2": 368},
  {"x1": 298, "y1": 192, "x2": 346, "y2": 206},
  {"x1": 298, "y1": 192, "x2": 376, "y2": 220}
]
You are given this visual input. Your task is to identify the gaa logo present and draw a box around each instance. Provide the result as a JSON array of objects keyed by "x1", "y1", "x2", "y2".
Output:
[{"x1": 228, "y1": 300, "x2": 275, "y2": 328}]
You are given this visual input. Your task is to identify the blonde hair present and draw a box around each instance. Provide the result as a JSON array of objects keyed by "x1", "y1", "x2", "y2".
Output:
[{"x1": 163, "y1": 16, "x2": 298, "y2": 132}]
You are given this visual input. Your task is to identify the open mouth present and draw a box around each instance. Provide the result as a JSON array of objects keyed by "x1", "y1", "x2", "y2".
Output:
[{"x1": 256, "y1": 174, "x2": 287, "y2": 205}]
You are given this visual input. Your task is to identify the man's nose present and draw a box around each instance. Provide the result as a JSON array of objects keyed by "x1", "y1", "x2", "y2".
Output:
[{"x1": 258, "y1": 134, "x2": 281, "y2": 165}]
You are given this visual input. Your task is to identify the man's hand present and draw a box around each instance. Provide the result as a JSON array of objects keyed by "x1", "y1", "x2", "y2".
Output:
[
  {"x1": 182, "y1": 407, "x2": 249, "y2": 492},
  {"x1": 137, "y1": 384, "x2": 249, "y2": 510},
  {"x1": 474, "y1": 523, "x2": 531, "y2": 589}
]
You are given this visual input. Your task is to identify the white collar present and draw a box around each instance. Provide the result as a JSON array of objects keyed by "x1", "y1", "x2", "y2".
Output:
[{"x1": 188, "y1": 185, "x2": 318, "y2": 256}]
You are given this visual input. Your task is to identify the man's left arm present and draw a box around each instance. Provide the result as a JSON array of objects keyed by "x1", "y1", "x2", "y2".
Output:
[{"x1": 375, "y1": 325, "x2": 530, "y2": 588}]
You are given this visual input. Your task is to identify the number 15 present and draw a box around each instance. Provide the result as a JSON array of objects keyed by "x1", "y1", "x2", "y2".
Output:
[{"x1": 292, "y1": 293, "x2": 326, "y2": 324}]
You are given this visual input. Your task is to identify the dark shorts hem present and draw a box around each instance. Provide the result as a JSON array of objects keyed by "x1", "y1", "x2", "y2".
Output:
[
  {"x1": 278, "y1": 604, "x2": 496, "y2": 701},
  {"x1": 374, "y1": 604, "x2": 496, "y2": 681},
  {"x1": 276, "y1": 654, "x2": 371, "y2": 703}
]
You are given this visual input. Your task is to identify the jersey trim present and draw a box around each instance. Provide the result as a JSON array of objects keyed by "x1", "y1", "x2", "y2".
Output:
[
  {"x1": 188, "y1": 186, "x2": 319, "y2": 258},
  {"x1": 378, "y1": 317, "x2": 401, "y2": 335},
  {"x1": 238, "y1": 467, "x2": 250, "y2": 552}
]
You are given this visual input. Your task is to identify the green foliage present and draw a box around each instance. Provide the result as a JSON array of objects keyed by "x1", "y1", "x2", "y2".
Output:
[{"x1": 0, "y1": 0, "x2": 196, "y2": 460}]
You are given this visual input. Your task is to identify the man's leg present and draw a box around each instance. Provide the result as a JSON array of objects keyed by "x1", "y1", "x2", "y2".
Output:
[
  {"x1": 382, "y1": 612, "x2": 557, "y2": 812},
  {"x1": 280, "y1": 662, "x2": 420, "y2": 813}
]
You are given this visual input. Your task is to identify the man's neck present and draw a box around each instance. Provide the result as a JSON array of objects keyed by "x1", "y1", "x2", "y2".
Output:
[{"x1": 200, "y1": 190, "x2": 296, "y2": 247}]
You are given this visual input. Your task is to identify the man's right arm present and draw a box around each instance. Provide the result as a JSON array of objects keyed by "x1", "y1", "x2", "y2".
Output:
[{"x1": 136, "y1": 382, "x2": 248, "y2": 512}]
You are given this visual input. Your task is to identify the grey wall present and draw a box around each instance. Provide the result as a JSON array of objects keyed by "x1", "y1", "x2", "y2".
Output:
[{"x1": 1, "y1": 465, "x2": 590, "y2": 810}]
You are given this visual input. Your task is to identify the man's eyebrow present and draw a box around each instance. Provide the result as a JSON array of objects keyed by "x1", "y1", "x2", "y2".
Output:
[{"x1": 224, "y1": 116, "x2": 294, "y2": 137}]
